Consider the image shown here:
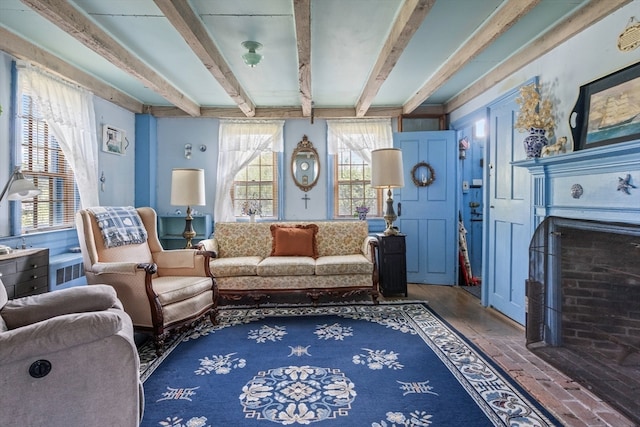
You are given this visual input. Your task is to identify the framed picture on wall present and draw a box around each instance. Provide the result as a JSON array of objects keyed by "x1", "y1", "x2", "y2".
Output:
[
  {"x1": 102, "y1": 124, "x2": 127, "y2": 155},
  {"x1": 571, "y1": 61, "x2": 640, "y2": 150}
]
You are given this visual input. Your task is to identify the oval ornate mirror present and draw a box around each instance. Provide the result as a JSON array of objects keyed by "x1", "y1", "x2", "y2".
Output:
[{"x1": 291, "y1": 135, "x2": 320, "y2": 192}]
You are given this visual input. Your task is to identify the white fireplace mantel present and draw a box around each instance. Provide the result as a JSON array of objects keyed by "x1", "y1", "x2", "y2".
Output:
[{"x1": 513, "y1": 140, "x2": 640, "y2": 225}]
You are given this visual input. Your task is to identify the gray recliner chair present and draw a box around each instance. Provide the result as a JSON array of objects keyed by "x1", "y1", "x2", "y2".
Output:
[{"x1": 0, "y1": 280, "x2": 144, "y2": 426}]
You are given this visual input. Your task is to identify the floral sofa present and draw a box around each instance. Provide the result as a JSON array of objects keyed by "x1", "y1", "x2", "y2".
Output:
[{"x1": 197, "y1": 221, "x2": 379, "y2": 304}]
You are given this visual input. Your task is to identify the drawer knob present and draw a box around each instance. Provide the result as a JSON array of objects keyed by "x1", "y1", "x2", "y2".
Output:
[
  {"x1": 32, "y1": 264, "x2": 38, "y2": 268},
  {"x1": 31, "y1": 275, "x2": 38, "y2": 280}
]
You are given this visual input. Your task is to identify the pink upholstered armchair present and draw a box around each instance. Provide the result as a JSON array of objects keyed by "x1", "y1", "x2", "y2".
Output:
[
  {"x1": 0, "y1": 282, "x2": 143, "y2": 426},
  {"x1": 76, "y1": 206, "x2": 217, "y2": 353}
]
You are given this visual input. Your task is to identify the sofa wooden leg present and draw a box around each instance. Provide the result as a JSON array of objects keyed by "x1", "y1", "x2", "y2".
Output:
[
  {"x1": 153, "y1": 334, "x2": 166, "y2": 356},
  {"x1": 209, "y1": 308, "x2": 218, "y2": 326}
]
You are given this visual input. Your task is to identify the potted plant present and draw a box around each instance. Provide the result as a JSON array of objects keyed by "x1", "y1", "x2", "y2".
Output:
[
  {"x1": 355, "y1": 205, "x2": 370, "y2": 221},
  {"x1": 241, "y1": 198, "x2": 262, "y2": 222}
]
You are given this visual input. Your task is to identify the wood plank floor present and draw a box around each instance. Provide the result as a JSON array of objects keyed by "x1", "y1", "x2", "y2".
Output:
[{"x1": 389, "y1": 284, "x2": 634, "y2": 427}]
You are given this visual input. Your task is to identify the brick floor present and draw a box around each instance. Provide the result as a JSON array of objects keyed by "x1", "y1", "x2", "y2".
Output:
[{"x1": 397, "y1": 284, "x2": 636, "y2": 427}]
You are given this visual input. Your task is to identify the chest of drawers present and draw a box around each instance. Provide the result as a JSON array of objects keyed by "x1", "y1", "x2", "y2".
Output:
[{"x1": 0, "y1": 248, "x2": 49, "y2": 299}]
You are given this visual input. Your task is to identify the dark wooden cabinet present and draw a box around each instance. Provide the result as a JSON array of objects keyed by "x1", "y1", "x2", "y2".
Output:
[
  {"x1": 376, "y1": 234, "x2": 407, "y2": 297},
  {"x1": 0, "y1": 248, "x2": 49, "y2": 299}
]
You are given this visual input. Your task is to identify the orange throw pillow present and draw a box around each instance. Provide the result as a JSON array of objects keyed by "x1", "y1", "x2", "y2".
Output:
[{"x1": 270, "y1": 224, "x2": 319, "y2": 258}]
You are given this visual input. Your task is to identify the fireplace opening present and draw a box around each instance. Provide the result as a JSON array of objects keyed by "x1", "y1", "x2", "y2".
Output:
[{"x1": 526, "y1": 217, "x2": 640, "y2": 424}]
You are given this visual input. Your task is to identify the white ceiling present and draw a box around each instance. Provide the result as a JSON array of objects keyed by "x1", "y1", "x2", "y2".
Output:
[{"x1": 0, "y1": 0, "x2": 626, "y2": 119}]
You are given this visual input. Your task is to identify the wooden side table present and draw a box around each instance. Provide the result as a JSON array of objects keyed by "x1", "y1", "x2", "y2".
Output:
[
  {"x1": 375, "y1": 234, "x2": 407, "y2": 297},
  {"x1": 0, "y1": 248, "x2": 49, "y2": 299}
]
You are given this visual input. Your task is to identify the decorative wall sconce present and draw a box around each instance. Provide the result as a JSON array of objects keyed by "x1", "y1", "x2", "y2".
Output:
[{"x1": 184, "y1": 143, "x2": 192, "y2": 159}]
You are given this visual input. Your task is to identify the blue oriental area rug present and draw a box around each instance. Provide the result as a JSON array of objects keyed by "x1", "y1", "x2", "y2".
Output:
[{"x1": 140, "y1": 303, "x2": 560, "y2": 427}]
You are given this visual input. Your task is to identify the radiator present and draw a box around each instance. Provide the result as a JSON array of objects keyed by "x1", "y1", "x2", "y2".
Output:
[{"x1": 49, "y1": 253, "x2": 86, "y2": 291}]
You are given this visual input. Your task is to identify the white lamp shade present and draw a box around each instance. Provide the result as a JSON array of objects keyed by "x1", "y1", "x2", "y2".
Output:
[
  {"x1": 3, "y1": 169, "x2": 41, "y2": 201},
  {"x1": 171, "y1": 168, "x2": 206, "y2": 206},
  {"x1": 371, "y1": 148, "x2": 404, "y2": 188}
]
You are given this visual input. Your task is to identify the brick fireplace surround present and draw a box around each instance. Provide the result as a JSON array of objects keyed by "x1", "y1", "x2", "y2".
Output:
[
  {"x1": 527, "y1": 217, "x2": 640, "y2": 425},
  {"x1": 515, "y1": 141, "x2": 640, "y2": 425}
]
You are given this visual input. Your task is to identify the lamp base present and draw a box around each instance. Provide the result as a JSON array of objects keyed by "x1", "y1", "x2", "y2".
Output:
[
  {"x1": 182, "y1": 206, "x2": 197, "y2": 249},
  {"x1": 383, "y1": 187, "x2": 399, "y2": 236}
]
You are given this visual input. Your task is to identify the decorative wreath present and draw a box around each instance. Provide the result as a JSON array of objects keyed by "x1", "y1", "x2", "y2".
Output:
[{"x1": 411, "y1": 161, "x2": 435, "y2": 187}]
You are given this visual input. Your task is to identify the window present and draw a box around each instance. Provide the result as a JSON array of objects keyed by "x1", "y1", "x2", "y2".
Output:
[
  {"x1": 18, "y1": 93, "x2": 79, "y2": 232},
  {"x1": 326, "y1": 119, "x2": 393, "y2": 219},
  {"x1": 334, "y1": 144, "x2": 381, "y2": 218},
  {"x1": 232, "y1": 151, "x2": 278, "y2": 218}
]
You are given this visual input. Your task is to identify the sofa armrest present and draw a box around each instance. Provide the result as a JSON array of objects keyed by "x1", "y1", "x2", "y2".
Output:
[
  {"x1": 196, "y1": 238, "x2": 218, "y2": 256},
  {"x1": 362, "y1": 236, "x2": 378, "y2": 262},
  {"x1": 0, "y1": 311, "x2": 123, "y2": 363},
  {"x1": 1, "y1": 285, "x2": 119, "y2": 329}
]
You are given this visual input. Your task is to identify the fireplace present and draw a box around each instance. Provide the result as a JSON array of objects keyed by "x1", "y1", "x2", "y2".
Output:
[{"x1": 526, "y1": 216, "x2": 640, "y2": 424}]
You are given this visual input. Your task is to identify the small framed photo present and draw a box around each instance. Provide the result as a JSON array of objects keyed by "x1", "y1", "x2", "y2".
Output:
[{"x1": 102, "y1": 124, "x2": 127, "y2": 155}]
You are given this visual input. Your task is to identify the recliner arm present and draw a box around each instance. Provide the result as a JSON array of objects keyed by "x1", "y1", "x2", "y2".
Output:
[
  {"x1": 1, "y1": 285, "x2": 119, "y2": 329},
  {"x1": 0, "y1": 311, "x2": 123, "y2": 364}
]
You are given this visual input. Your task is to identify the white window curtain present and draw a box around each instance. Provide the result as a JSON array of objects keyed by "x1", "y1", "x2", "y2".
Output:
[
  {"x1": 327, "y1": 118, "x2": 394, "y2": 163},
  {"x1": 19, "y1": 63, "x2": 100, "y2": 208},
  {"x1": 214, "y1": 119, "x2": 284, "y2": 222}
]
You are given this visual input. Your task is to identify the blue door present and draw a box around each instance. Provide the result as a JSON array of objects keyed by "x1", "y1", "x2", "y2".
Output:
[
  {"x1": 394, "y1": 131, "x2": 457, "y2": 285},
  {"x1": 485, "y1": 89, "x2": 532, "y2": 324}
]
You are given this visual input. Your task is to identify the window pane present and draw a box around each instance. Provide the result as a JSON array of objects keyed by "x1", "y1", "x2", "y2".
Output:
[
  {"x1": 232, "y1": 151, "x2": 278, "y2": 218},
  {"x1": 18, "y1": 92, "x2": 78, "y2": 233},
  {"x1": 334, "y1": 144, "x2": 381, "y2": 218}
]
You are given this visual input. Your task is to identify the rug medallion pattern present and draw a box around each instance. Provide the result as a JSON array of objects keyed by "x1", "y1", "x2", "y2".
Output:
[{"x1": 140, "y1": 303, "x2": 559, "y2": 427}]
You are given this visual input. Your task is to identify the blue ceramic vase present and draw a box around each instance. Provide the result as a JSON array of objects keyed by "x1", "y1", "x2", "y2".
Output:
[{"x1": 523, "y1": 128, "x2": 548, "y2": 158}]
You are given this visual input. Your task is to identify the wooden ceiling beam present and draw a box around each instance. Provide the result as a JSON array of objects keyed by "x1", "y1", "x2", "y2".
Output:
[
  {"x1": 0, "y1": 27, "x2": 143, "y2": 114},
  {"x1": 404, "y1": 0, "x2": 540, "y2": 114},
  {"x1": 20, "y1": 0, "x2": 201, "y2": 117},
  {"x1": 293, "y1": 0, "x2": 312, "y2": 117},
  {"x1": 445, "y1": 0, "x2": 633, "y2": 113},
  {"x1": 153, "y1": 0, "x2": 256, "y2": 117},
  {"x1": 355, "y1": 0, "x2": 435, "y2": 117},
  {"x1": 149, "y1": 105, "x2": 402, "y2": 119}
]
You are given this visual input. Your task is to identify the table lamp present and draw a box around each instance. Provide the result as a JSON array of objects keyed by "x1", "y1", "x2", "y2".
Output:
[
  {"x1": 371, "y1": 148, "x2": 404, "y2": 236},
  {"x1": 170, "y1": 168, "x2": 205, "y2": 248},
  {"x1": 0, "y1": 166, "x2": 41, "y2": 203}
]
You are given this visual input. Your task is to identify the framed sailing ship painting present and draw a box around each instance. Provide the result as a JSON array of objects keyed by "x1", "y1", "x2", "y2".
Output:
[{"x1": 570, "y1": 61, "x2": 640, "y2": 150}]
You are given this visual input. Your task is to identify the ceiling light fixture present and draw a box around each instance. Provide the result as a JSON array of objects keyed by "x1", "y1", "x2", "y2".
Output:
[{"x1": 242, "y1": 41, "x2": 263, "y2": 68}]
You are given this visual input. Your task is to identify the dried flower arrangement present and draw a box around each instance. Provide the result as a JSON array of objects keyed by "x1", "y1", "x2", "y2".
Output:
[
  {"x1": 515, "y1": 83, "x2": 555, "y2": 137},
  {"x1": 241, "y1": 198, "x2": 262, "y2": 216}
]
